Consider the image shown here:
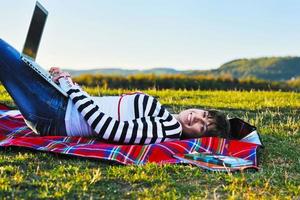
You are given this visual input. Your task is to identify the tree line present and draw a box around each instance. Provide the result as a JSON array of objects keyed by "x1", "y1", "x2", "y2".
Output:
[{"x1": 73, "y1": 74, "x2": 300, "y2": 91}]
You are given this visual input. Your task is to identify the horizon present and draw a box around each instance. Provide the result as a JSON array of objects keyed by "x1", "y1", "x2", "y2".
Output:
[
  {"x1": 62, "y1": 55, "x2": 300, "y2": 71},
  {"x1": 1, "y1": 0, "x2": 300, "y2": 70}
]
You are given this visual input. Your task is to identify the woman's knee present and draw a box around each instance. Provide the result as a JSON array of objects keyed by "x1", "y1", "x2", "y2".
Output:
[{"x1": 0, "y1": 39, "x2": 21, "y2": 71}]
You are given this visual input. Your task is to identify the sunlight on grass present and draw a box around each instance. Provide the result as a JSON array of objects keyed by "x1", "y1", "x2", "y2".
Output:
[{"x1": 0, "y1": 87, "x2": 299, "y2": 199}]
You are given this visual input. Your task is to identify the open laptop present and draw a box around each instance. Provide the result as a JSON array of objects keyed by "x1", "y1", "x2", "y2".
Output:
[{"x1": 21, "y1": 1, "x2": 68, "y2": 97}]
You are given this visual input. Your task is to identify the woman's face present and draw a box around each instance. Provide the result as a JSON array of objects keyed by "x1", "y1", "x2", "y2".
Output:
[{"x1": 177, "y1": 108, "x2": 214, "y2": 138}]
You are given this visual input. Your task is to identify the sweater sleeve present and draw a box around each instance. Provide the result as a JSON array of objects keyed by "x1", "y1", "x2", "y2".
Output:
[{"x1": 58, "y1": 78, "x2": 182, "y2": 144}]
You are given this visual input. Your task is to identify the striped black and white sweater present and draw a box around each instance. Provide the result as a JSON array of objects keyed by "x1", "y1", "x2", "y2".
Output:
[{"x1": 59, "y1": 77, "x2": 182, "y2": 144}]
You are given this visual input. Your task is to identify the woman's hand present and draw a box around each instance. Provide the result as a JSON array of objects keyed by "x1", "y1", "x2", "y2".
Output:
[{"x1": 49, "y1": 67, "x2": 71, "y2": 83}]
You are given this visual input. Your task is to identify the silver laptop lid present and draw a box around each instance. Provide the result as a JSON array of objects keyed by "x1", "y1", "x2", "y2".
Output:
[{"x1": 22, "y1": 1, "x2": 48, "y2": 60}]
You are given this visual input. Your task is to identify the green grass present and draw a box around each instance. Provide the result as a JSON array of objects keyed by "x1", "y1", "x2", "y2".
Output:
[{"x1": 0, "y1": 87, "x2": 299, "y2": 199}]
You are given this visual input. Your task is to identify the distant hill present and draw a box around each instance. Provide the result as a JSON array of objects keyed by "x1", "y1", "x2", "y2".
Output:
[
  {"x1": 65, "y1": 56, "x2": 300, "y2": 81},
  {"x1": 212, "y1": 57, "x2": 300, "y2": 81},
  {"x1": 65, "y1": 67, "x2": 182, "y2": 77}
]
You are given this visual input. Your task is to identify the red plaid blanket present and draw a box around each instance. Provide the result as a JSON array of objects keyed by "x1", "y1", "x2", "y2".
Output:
[{"x1": 0, "y1": 104, "x2": 260, "y2": 165}]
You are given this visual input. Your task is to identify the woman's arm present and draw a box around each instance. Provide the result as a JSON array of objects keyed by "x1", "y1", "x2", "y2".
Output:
[
  {"x1": 66, "y1": 86, "x2": 182, "y2": 144},
  {"x1": 50, "y1": 68, "x2": 182, "y2": 144}
]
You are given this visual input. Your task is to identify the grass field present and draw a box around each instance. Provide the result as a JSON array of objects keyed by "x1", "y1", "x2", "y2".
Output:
[{"x1": 0, "y1": 87, "x2": 299, "y2": 199}]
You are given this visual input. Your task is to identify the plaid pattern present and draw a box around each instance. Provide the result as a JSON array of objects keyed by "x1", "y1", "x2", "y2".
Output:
[{"x1": 0, "y1": 104, "x2": 260, "y2": 165}]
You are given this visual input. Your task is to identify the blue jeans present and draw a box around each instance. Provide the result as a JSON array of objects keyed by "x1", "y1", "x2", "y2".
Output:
[{"x1": 0, "y1": 39, "x2": 68, "y2": 136}]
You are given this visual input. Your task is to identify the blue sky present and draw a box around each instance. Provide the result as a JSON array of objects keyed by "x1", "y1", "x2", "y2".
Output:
[{"x1": 1, "y1": 0, "x2": 300, "y2": 70}]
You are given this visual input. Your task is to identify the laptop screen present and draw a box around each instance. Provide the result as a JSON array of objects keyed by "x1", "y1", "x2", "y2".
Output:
[{"x1": 22, "y1": 2, "x2": 48, "y2": 60}]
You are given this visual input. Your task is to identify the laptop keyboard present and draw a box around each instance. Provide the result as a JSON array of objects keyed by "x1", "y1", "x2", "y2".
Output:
[{"x1": 21, "y1": 56, "x2": 68, "y2": 97}]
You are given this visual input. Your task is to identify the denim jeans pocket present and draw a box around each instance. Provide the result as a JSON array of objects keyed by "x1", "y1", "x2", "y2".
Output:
[
  {"x1": 46, "y1": 92, "x2": 68, "y2": 111},
  {"x1": 24, "y1": 113, "x2": 53, "y2": 136}
]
